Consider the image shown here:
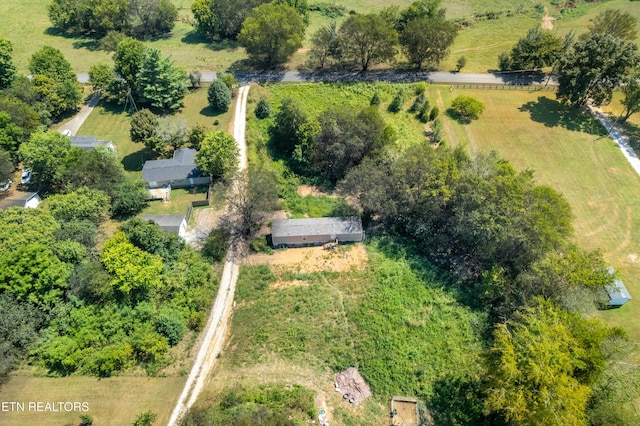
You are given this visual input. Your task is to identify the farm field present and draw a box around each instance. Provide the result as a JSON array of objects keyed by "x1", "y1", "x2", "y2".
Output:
[
  {"x1": 2, "y1": 0, "x2": 637, "y2": 73},
  {"x1": 434, "y1": 86, "x2": 640, "y2": 341},
  {"x1": 0, "y1": 375, "x2": 184, "y2": 425}
]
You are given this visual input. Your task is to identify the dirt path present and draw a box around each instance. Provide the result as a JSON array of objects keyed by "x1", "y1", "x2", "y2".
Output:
[
  {"x1": 167, "y1": 85, "x2": 250, "y2": 426},
  {"x1": 542, "y1": 8, "x2": 555, "y2": 30}
]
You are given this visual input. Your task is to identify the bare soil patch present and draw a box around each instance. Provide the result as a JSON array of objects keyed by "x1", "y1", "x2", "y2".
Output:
[
  {"x1": 244, "y1": 244, "x2": 368, "y2": 273},
  {"x1": 542, "y1": 13, "x2": 555, "y2": 30},
  {"x1": 297, "y1": 184, "x2": 336, "y2": 197},
  {"x1": 391, "y1": 397, "x2": 419, "y2": 426}
]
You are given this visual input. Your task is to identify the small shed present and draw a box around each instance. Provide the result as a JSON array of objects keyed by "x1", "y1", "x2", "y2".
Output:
[
  {"x1": 271, "y1": 217, "x2": 364, "y2": 247},
  {"x1": 0, "y1": 192, "x2": 41, "y2": 209},
  {"x1": 142, "y1": 214, "x2": 187, "y2": 238},
  {"x1": 606, "y1": 278, "x2": 632, "y2": 307},
  {"x1": 70, "y1": 136, "x2": 115, "y2": 151}
]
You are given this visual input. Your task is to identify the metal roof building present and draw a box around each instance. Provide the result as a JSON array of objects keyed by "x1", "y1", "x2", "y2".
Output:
[
  {"x1": 70, "y1": 136, "x2": 115, "y2": 151},
  {"x1": 142, "y1": 148, "x2": 210, "y2": 189},
  {"x1": 271, "y1": 217, "x2": 364, "y2": 247},
  {"x1": 142, "y1": 214, "x2": 188, "y2": 238},
  {"x1": 0, "y1": 192, "x2": 41, "y2": 209}
]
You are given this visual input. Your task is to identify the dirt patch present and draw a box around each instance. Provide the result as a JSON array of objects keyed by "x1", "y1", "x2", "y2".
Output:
[
  {"x1": 244, "y1": 244, "x2": 368, "y2": 273},
  {"x1": 183, "y1": 207, "x2": 224, "y2": 248},
  {"x1": 542, "y1": 9, "x2": 555, "y2": 30},
  {"x1": 297, "y1": 184, "x2": 336, "y2": 198},
  {"x1": 391, "y1": 398, "x2": 419, "y2": 426}
]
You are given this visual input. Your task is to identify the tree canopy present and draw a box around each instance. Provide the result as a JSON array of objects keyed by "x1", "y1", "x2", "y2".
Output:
[
  {"x1": 18, "y1": 131, "x2": 74, "y2": 187},
  {"x1": 587, "y1": 8, "x2": 638, "y2": 41},
  {"x1": 238, "y1": 3, "x2": 305, "y2": 68},
  {"x1": 195, "y1": 130, "x2": 239, "y2": 180},
  {"x1": 499, "y1": 27, "x2": 564, "y2": 71},
  {"x1": 0, "y1": 36, "x2": 16, "y2": 90},
  {"x1": 400, "y1": 16, "x2": 457, "y2": 70},
  {"x1": 136, "y1": 48, "x2": 189, "y2": 111},
  {"x1": 339, "y1": 14, "x2": 398, "y2": 71}
]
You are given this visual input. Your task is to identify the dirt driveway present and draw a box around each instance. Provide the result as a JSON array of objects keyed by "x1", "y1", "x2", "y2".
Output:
[{"x1": 243, "y1": 244, "x2": 368, "y2": 273}]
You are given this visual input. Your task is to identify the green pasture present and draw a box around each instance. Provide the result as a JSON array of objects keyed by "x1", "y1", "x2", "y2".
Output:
[
  {"x1": 3, "y1": 0, "x2": 638, "y2": 73},
  {"x1": 0, "y1": 375, "x2": 184, "y2": 426},
  {"x1": 435, "y1": 86, "x2": 640, "y2": 341}
]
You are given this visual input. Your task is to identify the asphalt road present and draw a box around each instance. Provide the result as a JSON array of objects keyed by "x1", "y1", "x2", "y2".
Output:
[{"x1": 77, "y1": 71, "x2": 557, "y2": 86}]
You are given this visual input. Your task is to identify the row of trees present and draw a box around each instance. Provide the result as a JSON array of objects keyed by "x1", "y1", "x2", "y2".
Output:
[{"x1": 48, "y1": 0, "x2": 177, "y2": 39}]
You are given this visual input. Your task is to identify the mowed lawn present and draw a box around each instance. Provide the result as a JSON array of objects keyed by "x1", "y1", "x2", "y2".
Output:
[
  {"x1": 0, "y1": 375, "x2": 184, "y2": 426},
  {"x1": 436, "y1": 87, "x2": 640, "y2": 340}
]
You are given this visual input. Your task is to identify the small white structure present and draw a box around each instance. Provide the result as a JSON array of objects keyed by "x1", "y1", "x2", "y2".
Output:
[
  {"x1": 142, "y1": 214, "x2": 188, "y2": 239},
  {"x1": 70, "y1": 136, "x2": 115, "y2": 151},
  {"x1": 605, "y1": 268, "x2": 632, "y2": 307},
  {"x1": 0, "y1": 191, "x2": 41, "y2": 209}
]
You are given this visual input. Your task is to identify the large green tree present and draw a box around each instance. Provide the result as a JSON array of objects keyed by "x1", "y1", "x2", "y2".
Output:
[
  {"x1": 45, "y1": 187, "x2": 111, "y2": 225},
  {"x1": 0, "y1": 36, "x2": 16, "y2": 90},
  {"x1": 621, "y1": 67, "x2": 640, "y2": 122},
  {"x1": 400, "y1": 16, "x2": 457, "y2": 70},
  {"x1": 136, "y1": 48, "x2": 189, "y2": 111},
  {"x1": 309, "y1": 21, "x2": 340, "y2": 70},
  {"x1": 129, "y1": 0, "x2": 177, "y2": 38},
  {"x1": 238, "y1": 3, "x2": 305, "y2": 68},
  {"x1": 339, "y1": 14, "x2": 398, "y2": 71},
  {"x1": 500, "y1": 27, "x2": 564, "y2": 71},
  {"x1": 0, "y1": 112, "x2": 23, "y2": 157},
  {"x1": 0, "y1": 148, "x2": 13, "y2": 183},
  {"x1": 587, "y1": 9, "x2": 638, "y2": 41},
  {"x1": 557, "y1": 33, "x2": 639, "y2": 106},
  {"x1": 18, "y1": 131, "x2": 75, "y2": 187},
  {"x1": 114, "y1": 37, "x2": 147, "y2": 92},
  {"x1": 195, "y1": 130, "x2": 239, "y2": 179}
]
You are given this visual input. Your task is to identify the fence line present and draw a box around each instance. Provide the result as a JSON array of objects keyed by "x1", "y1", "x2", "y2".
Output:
[
  {"x1": 185, "y1": 185, "x2": 211, "y2": 222},
  {"x1": 449, "y1": 83, "x2": 556, "y2": 91}
]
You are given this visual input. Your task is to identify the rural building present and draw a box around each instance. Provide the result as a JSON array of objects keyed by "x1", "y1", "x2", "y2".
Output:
[
  {"x1": 142, "y1": 214, "x2": 188, "y2": 238},
  {"x1": 606, "y1": 276, "x2": 632, "y2": 307},
  {"x1": 142, "y1": 148, "x2": 211, "y2": 199},
  {"x1": 271, "y1": 217, "x2": 364, "y2": 247},
  {"x1": 70, "y1": 136, "x2": 115, "y2": 151},
  {"x1": 0, "y1": 192, "x2": 41, "y2": 209}
]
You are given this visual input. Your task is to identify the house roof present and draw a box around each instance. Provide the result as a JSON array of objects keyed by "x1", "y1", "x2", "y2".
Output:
[
  {"x1": 272, "y1": 217, "x2": 363, "y2": 238},
  {"x1": 142, "y1": 214, "x2": 186, "y2": 233},
  {"x1": 70, "y1": 136, "x2": 114, "y2": 150},
  {"x1": 141, "y1": 148, "x2": 206, "y2": 183},
  {"x1": 0, "y1": 192, "x2": 40, "y2": 209}
]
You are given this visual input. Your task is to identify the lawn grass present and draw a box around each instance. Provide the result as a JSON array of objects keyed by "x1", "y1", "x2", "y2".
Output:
[
  {"x1": 0, "y1": 375, "x2": 184, "y2": 426},
  {"x1": 435, "y1": 86, "x2": 640, "y2": 342},
  {"x1": 139, "y1": 187, "x2": 209, "y2": 216}
]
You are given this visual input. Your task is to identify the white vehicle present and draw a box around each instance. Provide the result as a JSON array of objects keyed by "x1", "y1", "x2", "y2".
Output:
[
  {"x1": 0, "y1": 179, "x2": 11, "y2": 192},
  {"x1": 62, "y1": 129, "x2": 72, "y2": 136},
  {"x1": 21, "y1": 169, "x2": 31, "y2": 185}
]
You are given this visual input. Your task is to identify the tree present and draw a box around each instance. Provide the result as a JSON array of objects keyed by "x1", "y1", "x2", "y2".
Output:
[
  {"x1": 309, "y1": 21, "x2": 340, "y2": 69},
  {"x1": 238, "y1": 3, "x2": 304, "y2": 68},
  {"x1": 269, "y1": 97, "x2": 309, "y2": 154},
  {"x1": 620, "y1": 68, "x2": 640, "y2": 122},
  {"x1": 88, "y1": 63, "x2": 116, "y2": 93},
  {"x1": 120, "y1": 217, "x2": 185, "y2": 264},
  {"x1": 397, "y1": 0, "x2": 445, "y2": 31},
  {"x1": 130, "y1": 109, "x2": 161, "y2": 153},
  {"x1": 0, "y1": 148, "x2": 12, "y2": 184},
  {"x1": 111, "y1": 176, "x2": 149, "y2": 218},
  {"x1": 339, "y1": 14, "x2": 398, "y2": 71},
  {"x1": 133, "y1": 410, "x2": 157, "y2": 426},
  {"x1": 191, "y1": 0, "x2": 216, "y2": 39},
  {"x1": 195, "y1": 130, "x2": 239, "y2": 179},
  {"x1": 18, "y1": 131, "x2": 74, "y2": 187},
  {"x1": 309, "y1": 107, "x2": 392, "y2": 183},
  {"x1": 400, "y1": 16, "x2": 457, "y2": 70},
  {"x1": 0, "y1": 112, "x2": 23, "y2": 157},
  {"x1": 99, "y1": 30, "x2": 126, "y2": 52},
  {"x1": 29, "y1": 46, "x2": 75, "y2": 80},
  {"x1": 136, "y1": 48, "x2": 189, "y2": 111},
  {"x1": 100, "y1": 231, "x2": 163, "y2": 299},
  {"x1": 0, "y1": 208, "x2": 60, "y2": 253},
  {"x1": 187, "y1": 124, "x2": 208, "y2": 150},
  {"x1": 207, "y1": 80, "x2": 231, "y2": 112},
  {"x1": 455, "y1": 56, "x2": 466, "y2": 72},
  {"x1": 0, "y1": 36, "x2": 16, "y2": 90},
  {"x1": 485, "y1": 300, "x2": 621, "y2": 425},
  {"x1": 61, "y1": 145, "x2": 125, "y2": 195},
  {"x1": 0, "y1": 95, "x2": 42, "y2": 141},
  {"x1": 45, "y1": 187, "x2": 111, "y2": 225},
  {"x1": 114, "y1": 37, "x2": 147, "y2": 92},
  {"x1": 450, "y1": 95, "x2": 485, "y2": 121},
  {"x1": 129, "y1": 0, "x2": 178, "y2": 38},
  {"x1": 501, "y1": 27, "x2": 564, "y2": 71},
  {"x1": 254, "y1": 99, "x2": 271, "y2": 119},
  {"x1": 221, "y1": 167, "x2": 279, "y2": 237},
  {"x1": 557, "y1": 33, "x2": 639, "y2": 107},
  {"x1": 588, "y1": 9, "x2": 638, "y2": 41}
]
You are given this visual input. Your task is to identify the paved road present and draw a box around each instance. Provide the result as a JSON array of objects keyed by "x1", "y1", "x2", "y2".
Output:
[
  {"x1": 167, "y1": 85, "x2": 250, "y2": 426},
  {"x1": 77, "y1": 71, "x2": 557, "y2": 86},
  {"x1": 58, "y1": 93, "x2": 100, "y2": 135}
]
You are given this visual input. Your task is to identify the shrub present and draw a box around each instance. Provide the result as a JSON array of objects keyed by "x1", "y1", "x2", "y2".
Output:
[
  {"x1": 409, "y1": 93, "x2": 426, "y2": 113},
  {"x1": 414, "y1": 82, "x2": 427, "y2": 95},
  {"x1": 388, "y1": 90, "x2": 405, "y2": 113},
  {"x1": 250, "y1": 237, "x2": 273, "y2": 254},
  {"x1": 79, "y1": 414, "x2": 93, "y2": 426},
  {"x1": 418, "y1": 101, "x2": 431, "y2": 123},
  {"x1": 254, "y1": 99, "x2": 271, "y2": 119},
  {"x1": 370, "y1": 92, "x2": 381, "y2": 106},
  {"x1": 456, "y1": 56, "x2": 467, "y2": 72},
  {"x1": 207, "y1": 80, "x2": 231, "y2": 112},
  {"x1": 450, "y1": 95, "x2": 485, "y2": 121},
  {"x1": 429, "y1": 106, "x2": 440, "y2": 121},
  {"x1": 130, "y1": 109, "x2": 158, "y2": 143},
  {"x1": 202, "y1": 228, "x2": 229, "y2": 262},
  {"x1": 155, "y1": 309, "x2": 186, "y2": 346}
]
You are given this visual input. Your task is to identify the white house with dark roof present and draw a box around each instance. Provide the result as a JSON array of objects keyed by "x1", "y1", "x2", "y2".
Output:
[
  {"x1": 271, "y1": 217, "x2": 364, "y2": 247},
  {"x1": 0, "y1": 192, "x2": 41, "y2": 210},
  {"x1": 142, "y1": 214, "x2": 188, "y2": 238},
  {"x1": 142, "y1": 148, "x2": 211, "y2": 198},
  {"x1": 70, "y1": 136, "x2": 115, "y2": 151}
]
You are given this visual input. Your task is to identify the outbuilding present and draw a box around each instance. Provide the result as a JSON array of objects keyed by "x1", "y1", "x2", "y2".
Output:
[
  {"x1": 142, "y1": 214, "x2": 188, "y2": 239},
  {"x1": 0, "y1": 191, "x2": 41, "y2": 209},
  {"x1": 271, "y1": 217, "x2": 364, "y2": 248},
  {"x1": 606, "y1": 276, "x2": 632, "y2": 307},
  {"x1": 70, "y1": 136, "x2": 115, "y2": 151}
]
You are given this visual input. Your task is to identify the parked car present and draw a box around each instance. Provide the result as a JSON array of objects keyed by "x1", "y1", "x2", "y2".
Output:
[
  {"x1": 21, "y1": 169, "x2": 31, "y2": 185},
  {"x1": 62, "y1": 129, "x2": 72, "y2": 136},
  {"x1": 0, "y1": 179, "x2": 11, "y2": 192}
]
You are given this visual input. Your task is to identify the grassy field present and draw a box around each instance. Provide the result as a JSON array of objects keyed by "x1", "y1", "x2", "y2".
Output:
[
  {"x1": 0, "y1": 375, "x2": 185, "y2": 426},
  {"x1": 431, "y1": 86, "x2": 640, "y2": 341},
  {"x1": 139, "y1": 186, "x2": 209, "y2": 216},
  {"x1": 4, "y1": 0, "x2": 637, "y2": 73},
  {"x1": 196, "y1": 240, "x2": 486, "y2": 424}
]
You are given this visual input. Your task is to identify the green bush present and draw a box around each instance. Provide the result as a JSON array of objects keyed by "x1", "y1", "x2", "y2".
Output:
[
  {"x1": 450, "y1": 95, "x2": 485, "y2": 121},
  {"x1": 388, "y1": 90, "x2": 405, "y2": 113},
  {"x1": 250, "y1": 237, "x2": 273, "y2": 254},
  {"x1": 207, "y1": 80, "x2": 231, "y2": 112},
  {"x1": 154, "y1": 308, "x2": 186, "y2": 346},
  {"x1": 414, "y1": 82, "x2": 427, "y2": 95},
  {"x1": 254, "y1": 99, "x2": 271, "y2": 119},
  {"x1": 201, "y1": 228, "x2": 229, "y2": 262},
  {"x1": 409, "y1": 93, "x2": 426, "y2": 113},
  {"x1": 370, "y1": 92, "x2": 381, "y2": 106},
  {"x1": 418, "y1": 102, "x2": 431, "y2": 123},
  {"x1": 429, "y1": 106, "x2": 439, "y2": 121}
]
